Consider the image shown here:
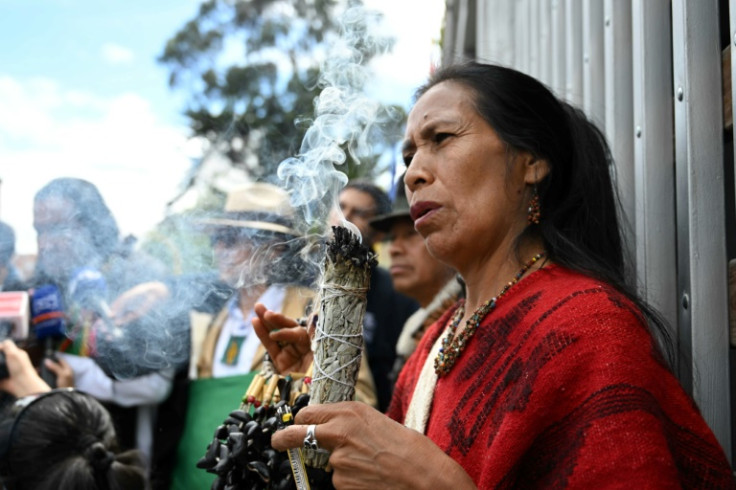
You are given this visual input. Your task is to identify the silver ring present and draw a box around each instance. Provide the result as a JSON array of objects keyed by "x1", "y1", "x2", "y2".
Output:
[{"x1": 303, "y1": 424, "x2": 319, "y2": 451}]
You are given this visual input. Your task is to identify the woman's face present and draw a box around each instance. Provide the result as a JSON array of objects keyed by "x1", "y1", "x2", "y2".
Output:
[{"x1": 402, "y1": 81, "x2": 534, "y2": 274}]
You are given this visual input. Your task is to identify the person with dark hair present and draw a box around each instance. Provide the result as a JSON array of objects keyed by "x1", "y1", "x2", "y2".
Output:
[
  {"x1": 0, "y1": 221, "x2": 23, "y2": 292},
  {"x1": 32, "y1": 177, "x2": 166, "y2": 295},
  {"x1": 30, "y1": 177, "x2": 178, "y2": 476},
  {"x1": 254, "y1": 62, "x2": 735, "y2": 487},
  {"x1": 334, "y1": 180, "x2": 419, "y2": 412},
  {"x1": 0, "y1": 340, "x2": 147, "y2": 490}
]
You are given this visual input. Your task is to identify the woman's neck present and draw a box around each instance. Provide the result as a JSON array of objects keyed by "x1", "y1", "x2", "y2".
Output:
[{"x1": 461, "y1": 241, "x2": 547, "y2": 314}]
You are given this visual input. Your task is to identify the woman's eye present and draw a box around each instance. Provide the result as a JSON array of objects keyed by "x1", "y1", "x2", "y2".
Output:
[
  {"x1": 403, "y1": 153, "x2": 414, "y2": 167},
  {"x1": 434, "y1": 132, "x2": 452, "y2": 144}
]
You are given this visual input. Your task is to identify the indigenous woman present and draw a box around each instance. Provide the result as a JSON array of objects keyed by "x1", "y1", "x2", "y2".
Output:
[{"x1": 254, "y1": 62, "x2": 735, "y2": 488}]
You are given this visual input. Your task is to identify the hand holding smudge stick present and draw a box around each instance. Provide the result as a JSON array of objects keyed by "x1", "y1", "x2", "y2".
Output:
[
  {"x1": 196, "y1": 226, "x2": 373, "y2": 487},
  {"x1": 305, "y1": 225, "x2": 375, "y2": 468}
]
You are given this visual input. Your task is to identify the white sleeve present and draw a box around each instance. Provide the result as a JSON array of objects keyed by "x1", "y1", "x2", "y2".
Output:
[{"x1": 58, "y1": 353, "x2": 175, "y2": 407}]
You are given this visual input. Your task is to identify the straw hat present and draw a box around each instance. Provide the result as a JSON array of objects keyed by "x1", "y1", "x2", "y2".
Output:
[{"x1": 198, "y1": 182, "x2": 298, "y2": 236}]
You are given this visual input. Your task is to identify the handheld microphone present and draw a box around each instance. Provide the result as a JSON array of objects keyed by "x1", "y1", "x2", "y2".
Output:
[
  {"x1": 0, "y1": 291, "x2": 30, "y2": 379},
  {"x1": 30, "y1": 285, "x2": 67, "y2": 387},
  {"x1": 68, "y1": 267, "x2": 114, "y2": 324}
]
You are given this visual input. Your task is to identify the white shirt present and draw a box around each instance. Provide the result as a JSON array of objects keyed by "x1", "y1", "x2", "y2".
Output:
[{"x1": 211, "y1": 284, "x2": 286, "y2": 378}]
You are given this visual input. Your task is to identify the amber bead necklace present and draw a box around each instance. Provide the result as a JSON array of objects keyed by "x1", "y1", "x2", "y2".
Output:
[{"x1": 434, "y1": 252, "x2": 545, "y2": 377}]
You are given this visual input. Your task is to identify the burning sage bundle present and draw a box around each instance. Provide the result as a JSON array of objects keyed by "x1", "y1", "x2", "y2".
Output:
[{"x1": 305, "y1": 225, "x2": 375, "y2": 468}]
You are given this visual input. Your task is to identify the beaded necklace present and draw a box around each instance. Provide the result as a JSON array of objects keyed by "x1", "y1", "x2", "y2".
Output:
[{"x1": 434, "y1": 253, "x2": 545, "y2": 377}]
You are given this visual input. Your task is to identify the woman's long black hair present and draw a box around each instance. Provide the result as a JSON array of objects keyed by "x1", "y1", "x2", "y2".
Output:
[{"x1": 415, "y1": 61, "x2": 673, "y2": 363}]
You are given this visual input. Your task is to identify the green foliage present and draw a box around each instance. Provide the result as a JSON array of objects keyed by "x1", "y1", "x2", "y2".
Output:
[{"x1": 159, "y1": 0, "x2": 406, "y2": 181}]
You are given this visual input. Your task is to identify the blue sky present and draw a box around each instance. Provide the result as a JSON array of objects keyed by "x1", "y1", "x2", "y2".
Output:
[
  {"x1": 0, "y1": 0, "x2": 443, "y2": 256},
  {"x1": 0, "y1": 0, "x2": 199, "y2": 125}
]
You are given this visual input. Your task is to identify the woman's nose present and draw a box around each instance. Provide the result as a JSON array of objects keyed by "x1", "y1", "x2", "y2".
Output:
[{"x1": 404, "y1": 157, "x2": 431, "y2": 194}]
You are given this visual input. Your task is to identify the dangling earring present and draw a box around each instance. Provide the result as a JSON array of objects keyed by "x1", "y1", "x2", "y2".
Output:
[{"x1": 527, "y1": 186, "x2": 541, "y2": 224}]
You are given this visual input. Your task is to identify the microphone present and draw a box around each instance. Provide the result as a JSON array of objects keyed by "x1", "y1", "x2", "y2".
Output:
[
  {"x1": 30, "y1": 285, "x2": 67, "y2": 387},
  {"x1": 0, "y1": 291, "x2": 30, "y2": 379},
  {"x1": 68, "y1": 267, "x2": 114, "y2": 325}
]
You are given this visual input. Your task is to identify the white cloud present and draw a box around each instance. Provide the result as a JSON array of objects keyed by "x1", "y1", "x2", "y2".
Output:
[
  {"x1": 0, "y1": 76, "x2": 198, "y2": 255},
  {"x1": 100, "y1": 43, "x2": 135, "y2": 65}
]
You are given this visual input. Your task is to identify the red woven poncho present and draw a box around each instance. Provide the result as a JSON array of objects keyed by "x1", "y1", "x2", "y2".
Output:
[{"x1": 386, "y1": 265, "x2": 735, "y2": 488}]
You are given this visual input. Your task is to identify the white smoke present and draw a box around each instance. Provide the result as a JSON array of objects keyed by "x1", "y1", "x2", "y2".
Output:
[{"x1": 277, "y1": 3, "x2": 397, "y2": 230}]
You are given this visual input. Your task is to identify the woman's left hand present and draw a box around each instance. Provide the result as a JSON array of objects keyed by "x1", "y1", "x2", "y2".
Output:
[
  {"x1": 252, "y1": 303, "x2": 313, "y2": 374},
  {"x1": 271, "y1": 401, "x2": 476, "y2": 489}
]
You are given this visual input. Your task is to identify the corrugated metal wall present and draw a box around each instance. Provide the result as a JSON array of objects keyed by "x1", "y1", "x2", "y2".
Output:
[{"x1": 441, "y1": 0, "x2": 732, "y2": 461}]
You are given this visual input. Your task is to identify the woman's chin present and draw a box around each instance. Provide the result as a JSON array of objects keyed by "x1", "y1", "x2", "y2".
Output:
[{"x1": 424, "y1": 238, "x2": 457, "y2": 269}]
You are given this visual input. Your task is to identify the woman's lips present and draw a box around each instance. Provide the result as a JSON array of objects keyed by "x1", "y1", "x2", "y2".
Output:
[{"x1": 410, "y1": 201, "x2": 440, "y2": 223}]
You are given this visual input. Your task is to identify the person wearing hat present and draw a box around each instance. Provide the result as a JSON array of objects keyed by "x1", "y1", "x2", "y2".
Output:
[
  {"x1": 190, "y1": 182, "x2": 317, "y2": 379},
  {"x1": 369, "y1": 175, "x2": 462, "y2": 385},
  {"x1": 189, "y1": 182, "x2": 377, "y2": 406}
]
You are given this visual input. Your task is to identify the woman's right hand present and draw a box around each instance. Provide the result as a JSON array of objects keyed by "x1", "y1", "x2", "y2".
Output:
[
  {"x1": 271, "y1": 401, "x2": 477, "y2": 489},
  {"x1": 252, "y1": 303, "x2": 313, "y2": 374}
]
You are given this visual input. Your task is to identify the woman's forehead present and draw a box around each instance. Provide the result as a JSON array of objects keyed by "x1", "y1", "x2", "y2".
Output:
[{"x1": 408, "y1": 83, "x2": 476, "y2": 127}]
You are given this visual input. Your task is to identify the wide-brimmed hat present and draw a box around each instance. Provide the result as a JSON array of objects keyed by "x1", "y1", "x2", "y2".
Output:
[
  {"x1": 197, "y1": 182, "x2": 299, "y2": 236},
  {"x1": 369, "y1": 174, "x2": 411, "y2": 232}
]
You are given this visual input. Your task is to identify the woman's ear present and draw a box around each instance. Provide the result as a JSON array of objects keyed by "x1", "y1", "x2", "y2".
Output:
[{"x1": 523, "y1": 156, "x2": 550, "y2": 185}]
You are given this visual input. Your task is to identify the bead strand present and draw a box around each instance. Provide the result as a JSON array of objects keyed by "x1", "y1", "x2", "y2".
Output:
[{"x1": 434, "y1": 253, "x2": 545, "y2": 377}]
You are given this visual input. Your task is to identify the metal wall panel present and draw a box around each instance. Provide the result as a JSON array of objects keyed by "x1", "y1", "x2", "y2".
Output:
[
  {"x1": 583, "y1": 0, "x2": 605, "y2": 128},
  {"x1": 631, "y1": 0, "x2": 678, "y2": 367},
  {"x1": 604, "y1": 0, "x2": 634, "y2": 269},
  {"x1": 537, "y1": 0, "x2": 552, "y2": 86},
  {"x1": 476, "y1": 0, "x2": 515, "y2": 66},
  {"x1": 565, "y1": 0, "x2": 584, "y2": 105},
  {"x1": 550, "y1": 0, "x2": 567, "y2": 97},
  {"x1": 516, "y1": 0, "x2": 530, "y2": 72},
  {"x1": 672, "y1": 0, "x2": 731, "y2": 457},
  {"x1": 529, "y1": 0, "x2": 540, "y2": 78}
]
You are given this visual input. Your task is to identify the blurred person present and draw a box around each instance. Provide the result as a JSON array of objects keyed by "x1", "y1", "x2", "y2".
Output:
[
  {"x1": 254, "y1": 62, "x2": 735, "y2": 487},
  {"x1": 333, "y1": 180, "x2": 418, "y2": 411},
  {"x1": 0, "y1": 221, "x2": 23, "y2": 292},
  {"x1": 0, "y1": 340, "x2": 148, "y2": 490},
  {"x1": 31, "y1": 177, "x2": 167, "y2": 295},
  {"x1": 369, "y1": 174, "x2": 462, "y2": 382},
  {"x1": 30, "y1": 177, "x2": 177, "y2": 474}
]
